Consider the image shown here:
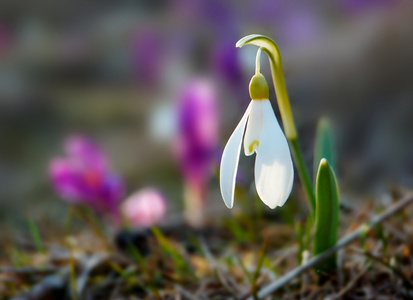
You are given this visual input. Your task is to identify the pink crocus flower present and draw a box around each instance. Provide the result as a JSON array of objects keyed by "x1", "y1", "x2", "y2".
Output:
[
  {"x1": 49, "y1": 135, "x2": 125, "y2": 218},
  {"x1": 120, "y1": 188, "x2": 167, "y2": 227},
  {"x1": 175, "y1": 78, "x2": 220, "y2": 226}
]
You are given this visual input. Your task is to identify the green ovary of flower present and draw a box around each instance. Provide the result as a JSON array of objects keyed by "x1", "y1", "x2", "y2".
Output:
[{"x1": 249, "y1": 73, "x2": 269, "y2": 100}]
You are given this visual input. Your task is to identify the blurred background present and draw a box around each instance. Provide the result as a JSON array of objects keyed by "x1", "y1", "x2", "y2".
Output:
[{"x1": 1, "y1": 0, "x2": 413, "y2": 232}]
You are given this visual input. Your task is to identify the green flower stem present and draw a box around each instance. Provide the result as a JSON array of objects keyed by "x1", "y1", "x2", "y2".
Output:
[
  {"x1": 237, "y1": 34, "x2": 315, "y2": 214},
  {"x1": 289, "y1": 138, "x2": 316, "y2": 216}
]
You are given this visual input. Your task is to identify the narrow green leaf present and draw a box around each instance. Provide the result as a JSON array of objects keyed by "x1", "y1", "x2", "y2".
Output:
[
  {"x1": 313, "y1": 118, "x2": 335, "y2": 186},
  {"x1": 27, "y1": 218, "x2": 45, "y2": 253},
  {"x1": 151, "y1": 227, "x2": 196, "y2": 278},
  {"x1": 313, "y1": 158, "x2": 339, "y2": 274}
]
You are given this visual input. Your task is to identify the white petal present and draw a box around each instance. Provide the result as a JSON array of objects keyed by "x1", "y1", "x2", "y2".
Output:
[
  {"x1": 243, "y1": 100, "x2": 264, "y2": 156},
  {"x1": 254, "y1": 100, "x2": 294, "y2": 208},
  {"x1": 220, "y1": 102, "x2": 252, "y2": 208}
]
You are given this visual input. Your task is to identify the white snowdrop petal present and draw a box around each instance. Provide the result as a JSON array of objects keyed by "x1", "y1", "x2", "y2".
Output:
[
  {"x1": 243, "y1": 100, "x2": 264, "y2": 156},
  {"x1": 220, "y1": 102, "x2": 252, "y2": 208},
  {"x1": 254, "y1": 100, "x2": 294, "y2": 208}
]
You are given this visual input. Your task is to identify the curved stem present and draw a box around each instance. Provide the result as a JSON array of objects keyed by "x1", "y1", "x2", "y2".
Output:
[
  {"x1": 237, "y1": 34, "x2": 315, "y2": 215},
  {"x1": 255, "y1": 48, "x2": 262, "y2": 75}
]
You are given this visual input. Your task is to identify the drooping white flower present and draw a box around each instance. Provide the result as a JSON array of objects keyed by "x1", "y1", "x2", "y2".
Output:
[{"x1": 220, "y1": 73, "x2": 294, "y2": 209}]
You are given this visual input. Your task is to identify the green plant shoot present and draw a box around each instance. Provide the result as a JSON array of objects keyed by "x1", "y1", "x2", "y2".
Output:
[
  {"x1": 313, "y1": 118, "x2": 335, "y2": 184},
  {"x1": 313, "y1": 158, "x2": 339, "y2": 274}
]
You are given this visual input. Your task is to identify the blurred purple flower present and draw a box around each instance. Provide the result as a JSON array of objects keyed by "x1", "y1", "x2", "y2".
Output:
[
  {"x1": 175, "y1": 78, "x2": 219, "y2": 226},
  {"x1": 49, "y1": 135, "x2": 125, "y2": 217},
  {"x1": 278, "y1": 8, "x2": 322, "y2": 46},
  {"x1": 176, "y1": 78, "x2": 219, "y2": 188},
  {"x1": 249, "y1": 0, "x2": 322, "y2": 46},
  {"x1": 131, "y1": 28, "x2": 164, "y2": 86},
  {"x1": 121, "y1": 188, "x2": 167, "y2": 227},
  {"x1": 212, "y1": 39, "x2": 244, "y2": 88},
  {"x1": 172, "y1": 0, "x2": 233, "y2": 29}
]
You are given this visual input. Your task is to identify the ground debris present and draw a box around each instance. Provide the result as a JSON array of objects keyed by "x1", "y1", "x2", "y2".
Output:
[{"x1": 2, "y1": 197, "x2": 413, "y2": 299}]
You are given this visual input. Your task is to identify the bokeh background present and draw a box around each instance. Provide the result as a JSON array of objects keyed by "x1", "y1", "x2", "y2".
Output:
[{"x1": 1, "y1": 0, "x2": 413, "y2": 232}]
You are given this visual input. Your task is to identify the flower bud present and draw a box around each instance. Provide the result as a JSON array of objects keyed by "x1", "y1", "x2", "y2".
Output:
[{"x1": 249, "y1": 73, "x2": 269, "y2": 100}]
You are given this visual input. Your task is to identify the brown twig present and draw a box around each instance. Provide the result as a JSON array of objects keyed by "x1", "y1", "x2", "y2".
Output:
[{"x1": 251, "y1": 193, "x2": 413, "y2": 299}]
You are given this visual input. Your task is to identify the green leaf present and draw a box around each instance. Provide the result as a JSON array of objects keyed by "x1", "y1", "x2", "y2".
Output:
[
  {"x1": 151, "y1": 227, "x2": 196, "y2": 279},
  {"x1": 313, "y1": 118, "x2": 335, "y2": 186},
  {"x1": 27, "y1": 218, "x2": 45, "y2": 253},
  {"x1": 313, "y1": 158, "x2": 339, "y2": 274}
]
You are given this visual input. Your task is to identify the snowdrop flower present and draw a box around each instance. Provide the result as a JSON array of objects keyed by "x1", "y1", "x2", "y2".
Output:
[{"x1": 220, "y1": 71, "x2": 294, "y2": 209}]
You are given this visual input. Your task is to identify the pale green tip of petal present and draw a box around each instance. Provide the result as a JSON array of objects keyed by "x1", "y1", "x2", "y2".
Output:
[{"x1": 319, "y1": 158, "x2": 328, "y2": 167}]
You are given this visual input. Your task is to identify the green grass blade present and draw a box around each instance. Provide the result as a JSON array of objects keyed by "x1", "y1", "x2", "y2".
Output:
[
  {"x1": 313, "y1": 118, "x2": 335, "y2": 186},
  {"x1": 313, "y1": 158, "x2": 339, "y2": 274},
  {"x1": 27, "y1": 218, "x2": 45, "y2": 253},
  {"x1": 151, "y1": 227, "x2": 196, "y2": 278}
]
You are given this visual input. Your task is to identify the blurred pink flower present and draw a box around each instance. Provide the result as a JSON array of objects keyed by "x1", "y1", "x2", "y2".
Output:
[
  {"x1": 121, "y1": 188, "x2": 167, "y2": 227},
  {"x1": 176, "y1": 78, "x2": 220, "y2": 188},
  {"x1": 49, "y1": 135, "x2": 125, "y2": 217},
  {"x1": 175, "y1": 78, "x2": 220, "y2": 226}
]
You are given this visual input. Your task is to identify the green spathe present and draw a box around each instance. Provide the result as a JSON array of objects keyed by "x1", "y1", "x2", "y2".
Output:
[{"x1": 313, "y1": 158, "x2": 339, "y2": 274}]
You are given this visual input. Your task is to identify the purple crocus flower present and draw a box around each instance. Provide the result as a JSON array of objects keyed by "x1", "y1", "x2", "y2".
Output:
[
  {"x1": 176, "y1": 79, "x2": 219, "y2": 187},
  {"x1": 175, "y1": 78, "x2": 219, "y2": 226},
  {"x1": 49, "y1": 135, "x2": 125, "y2": 217}
]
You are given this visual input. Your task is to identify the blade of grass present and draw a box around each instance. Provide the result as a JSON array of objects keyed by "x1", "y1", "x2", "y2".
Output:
[
  {"x1": 67, "y1": 243, "x2": 79, "y2": 300},
  {"x1": 362, "y1": 250, "x2": 413, "y2": 291},
  {"x1": 375, "y1": 224, "x2": 389, "y2": 257},
  {"x1": 151, "y1": 227, "x2": 196, "y2": 279},
  {"x1": 238, "y1": 257, "x2": 253, "y2": 284},
  {"x1": 251, "y1": 241, "x2": 269, "y2": 298},
  {"x1": 224, "y1": 218, "x2": 250, "y2": 242},
  {"x1": 27, "y1": 218, "x2": 45, "y2": 253},
  {"x1": 71, "y1": 206, "x2": 111, "y2": 251}
]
